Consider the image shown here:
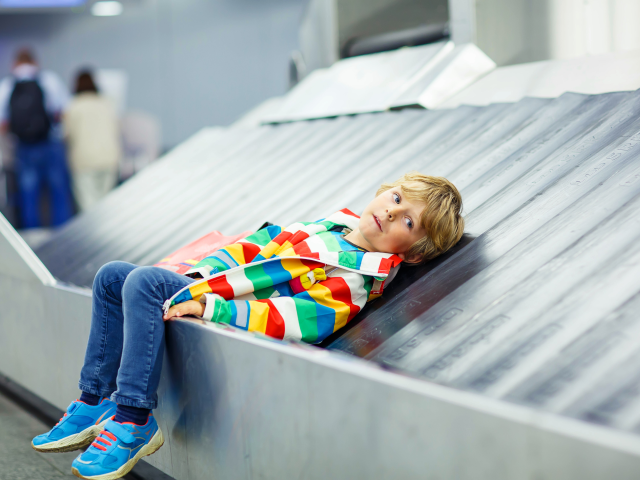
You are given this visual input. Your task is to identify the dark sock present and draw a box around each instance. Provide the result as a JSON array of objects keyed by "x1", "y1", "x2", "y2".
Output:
[
  {"x1": 114, "y1": 404, "x2": 150, "y2": 426},
  {"x1": 79, "y1": 392, "x2": 101, "y2": 406}
]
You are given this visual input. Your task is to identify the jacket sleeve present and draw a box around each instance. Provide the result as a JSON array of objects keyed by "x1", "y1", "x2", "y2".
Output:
[
  {"x1": 200, "y1": 269, "x2": 373, "y2": 344},
  {"x1": 185, "y1": 225, "x2": 282, "y2": 278}
]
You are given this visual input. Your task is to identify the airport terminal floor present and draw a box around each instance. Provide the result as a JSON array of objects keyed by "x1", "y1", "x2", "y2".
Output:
[
  {"x1": 0, "y1": 392, "x2": 82, "y2": 480},
  {"x1": 0, "y1": 379, "x2": 165, "y2": 480}
]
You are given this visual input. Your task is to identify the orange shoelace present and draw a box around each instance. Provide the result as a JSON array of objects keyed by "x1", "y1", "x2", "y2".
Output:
[
  {"x1": 57, "y1": 399, "x2": 89, "y2": 426},
  {"x1": 55, "y1": 412, "x2": 68, "y2": 426},
  {"x1": 55, "y1": 400, "x2": 79, "y2": 426},
  {"x1": 91, "y1": 431, "x2": 117, "y2": 452}
]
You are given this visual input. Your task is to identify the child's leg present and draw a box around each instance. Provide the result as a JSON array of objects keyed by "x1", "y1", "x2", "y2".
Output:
[
  {"x1": 70, "y1": 267, "x2": 189, "y2": 480},
  {"x1": 111, "y1": 266, "x2": 193, "y2": 416},
  {"x1": 78, "y1": 261, "x2": 139, "y2": 400},
  {"x1": 32, "y1": 261, "x2": 137, "y2": 454}
]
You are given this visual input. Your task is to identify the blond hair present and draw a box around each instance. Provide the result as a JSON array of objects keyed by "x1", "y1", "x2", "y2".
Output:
[{"x1": 377, "y1": 172, "x2": 464, "y2": 263}]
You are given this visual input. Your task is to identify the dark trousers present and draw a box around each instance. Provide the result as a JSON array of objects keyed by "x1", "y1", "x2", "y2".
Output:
[{"x1": 16, "y1": 139, "x2": 73, "y2": 228}]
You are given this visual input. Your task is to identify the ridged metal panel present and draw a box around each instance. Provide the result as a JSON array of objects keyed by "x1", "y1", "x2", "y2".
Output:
[
  {"x1": 35, "y1": 89, "x2": 640, "y2": 436},
  {"x1": 262, "y1": 41, "x2": 452, "y2": 122},
  {"x1": 263, "y1": 41, "x2": 496, "y2": 122}
]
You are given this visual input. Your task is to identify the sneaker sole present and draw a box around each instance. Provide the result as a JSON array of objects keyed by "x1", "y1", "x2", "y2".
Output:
[
  {"x1": 71, "y1": 427, "x2": 164, "y2": 480},
  {"x1": 32, "y1": 418, "x2": 111, "y2": 453}
]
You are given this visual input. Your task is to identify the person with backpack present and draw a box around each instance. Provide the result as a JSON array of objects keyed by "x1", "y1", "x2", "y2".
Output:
[{"x1": 0, "y1": 48, "x2": 73, "y2": 229}]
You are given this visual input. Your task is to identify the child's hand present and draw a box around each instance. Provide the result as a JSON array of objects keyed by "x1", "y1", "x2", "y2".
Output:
[{"x1": 163, "y1": 300, "x2": 205, "y2": 321}]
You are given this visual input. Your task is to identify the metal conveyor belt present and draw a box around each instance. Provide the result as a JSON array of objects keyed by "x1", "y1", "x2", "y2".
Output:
[{"x1": 36, "y1": 89, "x2": 640, "y2": 436}]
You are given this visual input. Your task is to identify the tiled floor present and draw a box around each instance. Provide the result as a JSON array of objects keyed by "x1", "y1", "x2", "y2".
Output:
[{"x1": 0, "y1": 392, "x2": 80, "y2": 479}]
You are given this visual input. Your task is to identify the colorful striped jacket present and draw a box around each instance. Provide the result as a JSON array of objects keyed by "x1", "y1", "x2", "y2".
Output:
[{"x1": 164, "y1": 209, "x2": 403, "y2": 344}]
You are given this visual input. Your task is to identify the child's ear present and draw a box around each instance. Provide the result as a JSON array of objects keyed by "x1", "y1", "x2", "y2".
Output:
[{"x1": 397, "y1": 253, "x2": 422, "y2": 264}]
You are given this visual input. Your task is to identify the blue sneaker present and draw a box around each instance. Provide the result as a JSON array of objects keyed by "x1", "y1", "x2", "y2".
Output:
[
  {"x1": 32, "y1": 398, "x2": 116, "y2": 453},
  {"x1": 71, "y1": 415, "x2": 164, "y2": 480}
]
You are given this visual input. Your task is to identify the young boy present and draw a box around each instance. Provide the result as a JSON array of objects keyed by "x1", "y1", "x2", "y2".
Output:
[{"x1": 31, "y1": 172, "x2": 464, "y2": 480}]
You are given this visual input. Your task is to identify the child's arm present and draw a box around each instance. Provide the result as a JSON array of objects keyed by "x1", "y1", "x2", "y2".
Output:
[
  {"x1": 185, "y1": 225, "x2": 282, "y2": 278},
  {"x1": 196, "y1": 270, "x2": 372, "y2": 344}
]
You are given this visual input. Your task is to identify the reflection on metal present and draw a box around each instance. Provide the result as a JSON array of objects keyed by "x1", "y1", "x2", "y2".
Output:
[
  {"x1": 395, "y1": 42, "x2": 496, "y2": 109},
  {"x1": 149, "y1": 318, "x2": 640, "y2": 479},
  {"x1": 0, "y1": 276, "x2": 91, "y2": 411},
  {"x1": 3, "y1": 87, "x2": 640, "y2": 478},
  {"x1": 325, "y1": 90, "x2": 640, "y2": 437},
  {"x1": 264, "y1": 41, "x2": 453, "y2": 122},
  {"x1": 343, "y1": 22, "x2": 449, "y2": 58},
  {"x1": 265, "y1": 42, "x2": 495, "y2": 122},
  {"x1": 0, "y1": 213, "x2": 54, "y2": 284},
  {"x1": 439, "y1": 49, "x2": 640, "y2": 109}
]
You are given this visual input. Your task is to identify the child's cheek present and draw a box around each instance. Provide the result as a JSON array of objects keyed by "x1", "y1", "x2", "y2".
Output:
[
  {"x1": 388, "y1": 228, "x2": 410, "y2": 253},
  {"x1": 380, "y1": 234, "x2": 398, "y2": 253}
]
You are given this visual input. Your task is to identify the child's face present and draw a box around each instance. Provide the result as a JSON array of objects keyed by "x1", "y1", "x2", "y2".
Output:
[{"x1": 359, "y1": 184, "x2": 427, "y2": 261}]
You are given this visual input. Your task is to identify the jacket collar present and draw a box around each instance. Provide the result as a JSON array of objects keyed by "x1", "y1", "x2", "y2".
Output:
[{"x1": 262, "y1": 209, "x2": 403, "y2": 277}]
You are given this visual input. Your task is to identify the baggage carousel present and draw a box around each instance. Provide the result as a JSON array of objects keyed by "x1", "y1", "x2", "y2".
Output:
[{"x1": 36, "y1": 87, "x2": 640, "y2": 436}]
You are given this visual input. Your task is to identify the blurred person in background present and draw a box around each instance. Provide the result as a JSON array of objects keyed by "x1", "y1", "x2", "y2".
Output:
[
  {"x1": 64, "y1": 70, "x2": 121, "y2": 212},
  {"x1": 0, "y1": 47, "x2": 73, "y2": 229}
]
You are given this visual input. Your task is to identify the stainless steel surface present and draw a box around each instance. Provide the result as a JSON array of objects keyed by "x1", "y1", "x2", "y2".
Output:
[
  {"x1": 149, "y1": 318, "x2": 640, "y2": 480},
  {"x1": 263, "y1": 41, "x2": 453, "y2": 122},
  {"x1": 397, "y1": 42, "x2": 496, "y2": 108},
  {"x1": 35, "y1": 90, "x2": 640, "y2": 426},
  {"x1": 0, "y1": 212, "x2": 54, "y2": 284},
  {"x1": 263, "y1": 41, "x2": 495, "y2": 122}
]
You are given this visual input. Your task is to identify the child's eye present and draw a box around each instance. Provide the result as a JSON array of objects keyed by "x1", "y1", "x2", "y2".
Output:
[
  {"x1": 393, "y1": 193, "x2": 400, "y2": 204},
  {"x1": 405, "y1": 217, "x2": 413, "y2": 229}
]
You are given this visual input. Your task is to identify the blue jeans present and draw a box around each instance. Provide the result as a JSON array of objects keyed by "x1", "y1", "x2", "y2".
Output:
[
  {"x1": 79, "y1": 261, "x2": 194, "y2": 409},
  {"x1": 16, "y1": 140, "x2": 73, "y2": 228}
]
